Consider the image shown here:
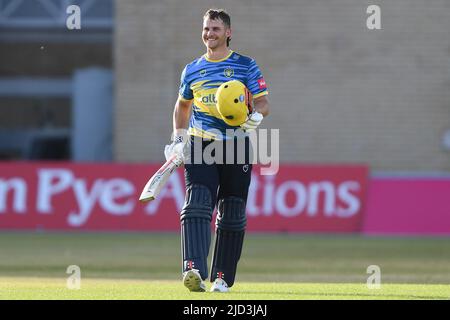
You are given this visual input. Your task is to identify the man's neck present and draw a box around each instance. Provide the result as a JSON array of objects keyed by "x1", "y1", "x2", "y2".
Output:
[{"x1": 206, "y1": 47, "x2": 231, "y2": 61}]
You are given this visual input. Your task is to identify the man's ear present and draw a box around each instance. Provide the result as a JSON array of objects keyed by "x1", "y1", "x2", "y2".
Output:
[{"x1": 226, "y1": 28, "x2": 232, "y2": 39}]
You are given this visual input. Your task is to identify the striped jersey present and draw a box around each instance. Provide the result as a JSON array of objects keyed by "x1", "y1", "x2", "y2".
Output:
[{"x1": 179, "y1": 50, "x2": 268, "y2": 140}]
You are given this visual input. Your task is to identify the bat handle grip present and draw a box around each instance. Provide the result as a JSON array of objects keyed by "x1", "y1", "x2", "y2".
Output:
[{"x1": 170, "y1": 154, "x2": 183, "y2": 167}]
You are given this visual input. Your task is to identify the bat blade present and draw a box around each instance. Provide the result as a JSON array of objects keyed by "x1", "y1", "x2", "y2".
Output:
[{"x1": 139, "y1": 155, "x2": 182, "y2": 203}]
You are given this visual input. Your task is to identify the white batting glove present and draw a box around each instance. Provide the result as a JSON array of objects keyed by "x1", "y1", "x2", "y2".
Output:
[
  {"x1": 164, "y1": 133, "x2": 187, "y2": 163},
  {"x1": 240, "y1": 111, "x2": 264, "y2": 132}
]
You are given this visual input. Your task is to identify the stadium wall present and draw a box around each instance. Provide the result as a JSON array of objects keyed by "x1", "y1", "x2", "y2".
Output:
[{"x1": 115, "y1": 0, "x2": 450, "y2": 171}]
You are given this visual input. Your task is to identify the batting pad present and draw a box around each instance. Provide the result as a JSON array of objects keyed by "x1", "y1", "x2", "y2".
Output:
[
  {"x1": 180, "y1": 184, "x2": 214, "y2": 280},
  {"x1": 210, "y1": 196, "x2": 247, "y2": 287}
]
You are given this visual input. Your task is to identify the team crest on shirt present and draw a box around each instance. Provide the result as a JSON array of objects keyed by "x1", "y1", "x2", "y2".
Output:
[
  {"x1": 200, "y1": 69, "x2": 207, "y2": 77},
  {"x1": 224, "y1": 67, "x2": 234, "y2": 78}
]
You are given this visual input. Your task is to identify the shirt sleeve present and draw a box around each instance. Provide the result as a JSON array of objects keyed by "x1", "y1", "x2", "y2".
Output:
[
  {"x1": 178, "y1": 65, "x2": 194, "y2": 101},
  {"x1": 246, "y1": 59, "x2": 268, "y2": 99}
]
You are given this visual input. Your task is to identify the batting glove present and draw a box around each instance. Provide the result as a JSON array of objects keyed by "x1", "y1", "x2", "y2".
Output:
[
  {"x1": 164, "y1": 133, "x2": 188, "y2": 163},
  {"x1": 240, "y1": 111, "x2": 264, "y2": 132}
]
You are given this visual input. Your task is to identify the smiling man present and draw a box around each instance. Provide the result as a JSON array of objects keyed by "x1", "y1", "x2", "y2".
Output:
[{"x1": 164, "y1": 8, "x2": 270, "y2": 293}]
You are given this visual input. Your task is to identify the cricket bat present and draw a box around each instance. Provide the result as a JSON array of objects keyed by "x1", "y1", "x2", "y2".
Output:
[{"x1": 139, "y1": 154, "x2": 183, "y2": 202}]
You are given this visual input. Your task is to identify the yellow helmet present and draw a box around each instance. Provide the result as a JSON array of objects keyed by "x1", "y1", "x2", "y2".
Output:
[{"x1": 216, "y1": 80, "x2": 253, "y2": 126}]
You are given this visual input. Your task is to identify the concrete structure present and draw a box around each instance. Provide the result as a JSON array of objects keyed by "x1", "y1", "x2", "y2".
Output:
[{"x1": 0, "y1": 0, "x2": 113, "y2": 161}]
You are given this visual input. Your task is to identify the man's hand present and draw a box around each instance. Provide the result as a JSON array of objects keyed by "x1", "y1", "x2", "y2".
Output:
[
  {"x1": 240, "y1": 111, "x2": 264, "y2": 132},
  {"x1": 164, "y1": 134, "x2": 187, "y2": 163}
]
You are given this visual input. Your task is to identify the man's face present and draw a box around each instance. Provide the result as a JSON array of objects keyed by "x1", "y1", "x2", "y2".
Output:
[{"x1": 202, "y1": 18, "x2": 231, "y2": 50}]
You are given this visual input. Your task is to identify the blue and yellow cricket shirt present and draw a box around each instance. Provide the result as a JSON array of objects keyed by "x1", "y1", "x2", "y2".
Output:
[{"x1": 179, "y1": 50, "x2": 268, "y2": 140}]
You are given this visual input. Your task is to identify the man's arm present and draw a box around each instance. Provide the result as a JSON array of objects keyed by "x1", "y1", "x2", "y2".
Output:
[
  {"x1": 173, "y1": 97, "x2": 193, "y2": 136},
  {"x1": 163, "y1": 97, "x2": 192, "y2": 162},
  {"x1": 253, "y1": 95, "x2": 269, "y2": 118}
]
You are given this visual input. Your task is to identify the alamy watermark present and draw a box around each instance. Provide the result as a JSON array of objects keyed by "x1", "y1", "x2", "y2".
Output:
[
  {"x1": 366, "y1": 265, "x2": 381, "y2": 289},
  {"x1": 366, "y1": 5, "x2": 381, "y2": 30},
  {"x1": 66, "y1": 5, "x2": 81, "y2": 30},
  {"x1": 176, "y1": 126, "x2": 279, "y2": 175},
  {"x1": 66, "y1": 265, "x2": 81, "y2": 289}
]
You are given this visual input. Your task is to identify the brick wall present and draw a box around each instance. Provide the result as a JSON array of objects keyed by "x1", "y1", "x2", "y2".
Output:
[{"x1": 115, "y1": 0, "x2": 450, "y2": 171}]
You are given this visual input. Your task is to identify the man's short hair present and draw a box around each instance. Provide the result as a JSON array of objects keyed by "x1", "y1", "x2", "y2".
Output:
[{"x1": 203, "y1": 8, "x2": 231, "y2": 47}]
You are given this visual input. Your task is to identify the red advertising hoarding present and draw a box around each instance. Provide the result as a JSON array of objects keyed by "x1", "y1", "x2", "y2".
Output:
[
  {"x1": 363, "y1": 177, "x2": 450, "y2": 235},
  {"x1": 0, "y1": 162, "x2": 368, "y2": 232}
]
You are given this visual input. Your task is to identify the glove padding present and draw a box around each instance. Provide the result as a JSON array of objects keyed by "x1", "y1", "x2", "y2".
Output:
[
  {"x1": 240, "y1": 111, "x2": 264, "y2": 132},
  {"x1": 164, "y1": 135, "x2": 188, "y2": 164}
]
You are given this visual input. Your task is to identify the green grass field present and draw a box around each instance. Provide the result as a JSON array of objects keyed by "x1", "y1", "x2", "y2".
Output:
[{"x1": 0, "y1": 233, "x2": 449, "y2": 300}]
